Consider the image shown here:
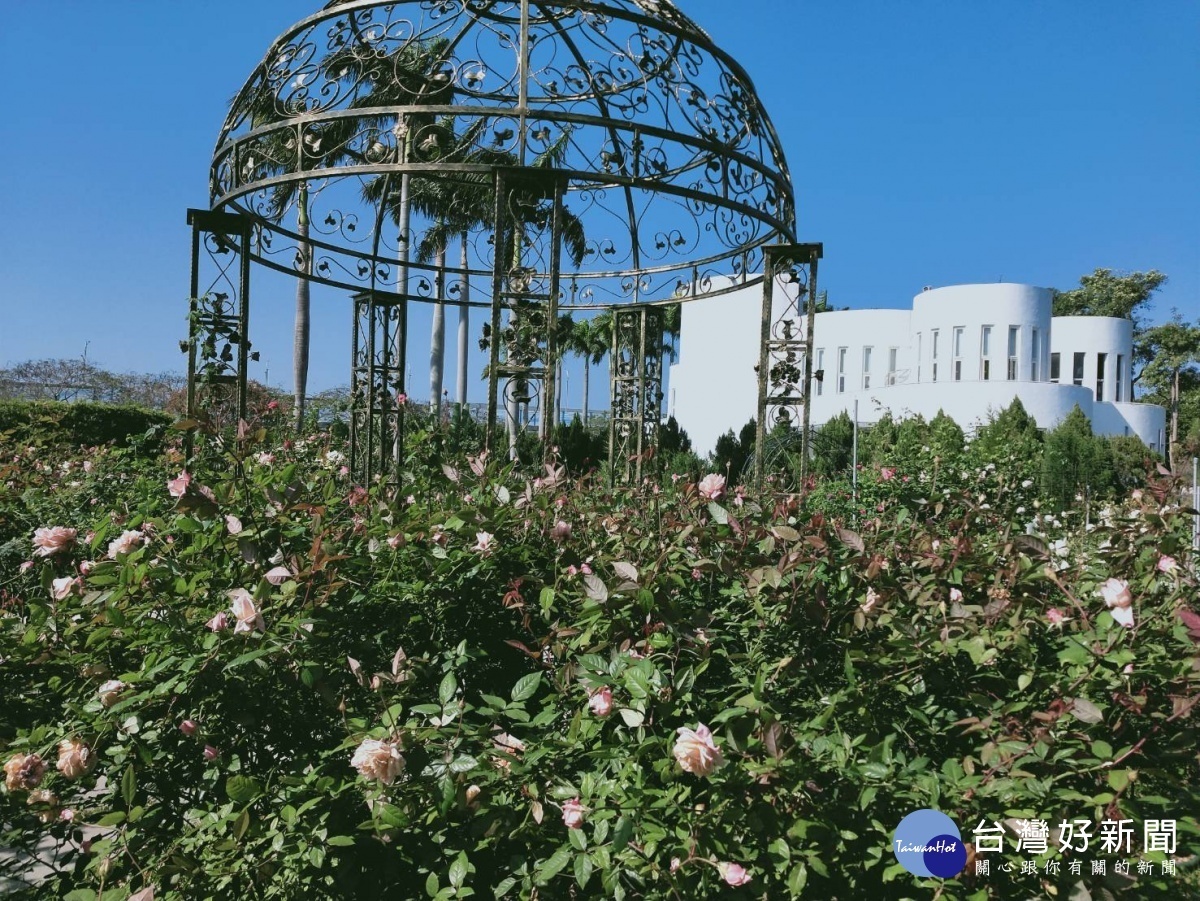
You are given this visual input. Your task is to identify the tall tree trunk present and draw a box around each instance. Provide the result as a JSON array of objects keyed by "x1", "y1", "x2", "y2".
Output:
[
  {"x1": 1171, "y1": 366, "x2": 1180, "y2": 470},
  {"x1": 582, "y1": 357, "x2": 590, "y2": 426},
  {"x1": 456, "y1": 231, "x2": 469, "y2": 414},
  {"x1": 293, "y1": 182, "x2": 311, "y2": 432},
  {"x1": 506, "y1": 230, "x2": 521, "y2": 460},
  {"x1": 393, "y1": 130, "x2": 412, "y2": 473},
  {"x1": 430, "y1": 235, "x2": 446, "y2": 419}
]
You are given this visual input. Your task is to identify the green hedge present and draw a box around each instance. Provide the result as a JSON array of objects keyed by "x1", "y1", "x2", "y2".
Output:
[{"x1": 0, "y1": 400, "x2": 171, "y2": 450}]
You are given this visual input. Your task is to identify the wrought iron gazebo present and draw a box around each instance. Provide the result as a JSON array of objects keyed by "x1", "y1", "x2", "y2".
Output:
[{"x1": 186, "y1": 0, "x2": 806, "y2": 485}]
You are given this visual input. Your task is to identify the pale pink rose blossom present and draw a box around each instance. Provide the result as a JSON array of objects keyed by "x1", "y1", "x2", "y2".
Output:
[
  {"x1": 350, "y1": 738, "x2": 406, "y2": 784},
  {"x1": 56, "y1": 740, "x2": 90, "y2": 779},
  {"x1": 387, "y1": 534, "x2": 402, "y2": 549},
  {"x1": 860, "y1": 586, "x2": 879, "y2": 614},
  {"x1": 83, "y1": 461, "x2": 93, "y2": 473},
  {"x1": 1131, "y1": 489, "x2": 1144, "y2": 502},
  {"x1": 107, "y1": 530, "x2": 145, "y2": 560},
  {"x1": 472, "y1": 532, "x2": 495, "y2": 554},
  {"x1": 167, "y1": 471, "x2": 192, "y2": 498},
  {"x1": 949, "y1": 587, "x2": 963, "y2": 603},
  {"x1": 229, "y1": 589, "x2": 265, "y2": 633},
  {"x1": 60, "y1": 808, "x2": 75, "y2": 821},
  {"x1": 1157, "y1": 555, "x2": 1178, "y2": 574},
  {"x1": 698, "y1": 473, "x2": 726, "y2": 501},
  {"x1": 203, "y1": 745, "x2": 220, "y2": 761},
  {"x1": 673, "y1": 724, "x2": 724, "y2": 777},
  {"x1": 264, "y1": 566, "x2": 291, "y2": 586},
  {"x1": 692, "y1": 568, "x2": 702, "y2": 580},
  {"x1": 718, "y1": 862, "x2": 752, "y2": 886},
  {"x1": 580, "y1": 562, "x2": 593, "y2": 575},
  {"x1": 98, "y1": 680, "x2": 126, "y2": 707},
  {"x1": 880, "y1": 467, "x2": 896, "y2": 481},
  {"x1": 180, "y1": 719, "x2": 199, "y2": 737},
  {"x1": 225, "y1": 515, "x2": 243, "y2": 535},
  {"x1": 256, "y1": 452, "x2": 275, "y2": 465},
  {"x1": 1099, "y1": 577, "x2": 1134, "y2": 627},
  {"x1": 19, "y1": 560, "x2": 34, "y2": 574},
  {"x1": 670, "y1": 857, "x2": 682, "y2": 873},
  {"x1": 207, "y1": 611, "x2": 230, "y2": 632},
  {"x1": 79, "y1": 560, "x2": 93, "y2": 575},
  {"x1": 405, "y1": 494, "x2": 416, "y2": 505},
  {"x1": 550, "y1": 520, "x2": 572, "y2": 542},
  {"x1": 588, "y1": 686, "x2": 613, "y2": 717},
  {"x1": 50, "y1": 576, "x2": 82, "y2": 601},
  {"x1": 566, "y1": 564, "x2": 578, "y2": 576},
  {"x1": 33, "y1": 526, "x2": 77, "y2": 557},
  {"x1": 561, "y1": 798, "x2": 585, "y2": 829},
  {"x1": 4, "y1": 753, "x2": 45, "y2": 791},
  {"x1": 1047, "y1": 608, "x2": 1066, "y2": 625}
]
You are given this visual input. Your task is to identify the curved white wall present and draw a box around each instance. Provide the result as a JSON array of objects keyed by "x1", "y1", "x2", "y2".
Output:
[
  {"x1": 911, "y1": 284, "x2": 1053, "y2": 386},
  {"x1": 1049, "y1": 316, "x2": 1134, "y2": 405}
]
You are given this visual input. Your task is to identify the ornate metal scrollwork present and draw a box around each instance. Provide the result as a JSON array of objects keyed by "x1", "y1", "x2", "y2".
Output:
[
  {"x1": 608, "y1": 305, "x2": 664, "y2": 485},
  {"x1": 350, "y1": 291, "x2": 407, "y2": 486}
]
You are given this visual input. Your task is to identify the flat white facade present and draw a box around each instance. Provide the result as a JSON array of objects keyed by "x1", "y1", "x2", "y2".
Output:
[{"x1": 668, "y1": 280, "x2": 1166, "y2": 455}]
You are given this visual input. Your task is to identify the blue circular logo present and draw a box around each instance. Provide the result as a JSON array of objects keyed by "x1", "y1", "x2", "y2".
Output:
[{"x1": 892, "y1": 810, "x2": 967, "y2": 878}]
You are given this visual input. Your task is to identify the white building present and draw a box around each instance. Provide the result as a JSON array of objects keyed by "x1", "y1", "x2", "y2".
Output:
[{"x1": 668, "y1": 279, "x2": 1167, "y2": 456}]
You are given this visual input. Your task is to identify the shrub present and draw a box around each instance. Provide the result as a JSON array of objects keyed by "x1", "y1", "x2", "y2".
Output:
[{"x1": 0, "y1": 400, "x2": 171, "y2": 451}]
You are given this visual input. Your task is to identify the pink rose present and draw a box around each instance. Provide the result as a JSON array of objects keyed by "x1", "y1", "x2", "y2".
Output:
[
  {"x1": 1157, "y1": 555, "x2": 1178, "y2": 574},
  {"x1": 83, "y1": 461, "x2": 93, "y2": 473},
  {"x1": 107, "y1": 530, "x2": 145, "y2": 560},
  {"x1": 561, "y1": 797, "x2": 585, "y2": 829},
  {"x1": 19, "y1": 560, "x2": 34, "y2": 574},
  {"x1": 718, "y1": 862, "x2": 752, "y2": 886},
  {"x1": 698, "y1": 473, "x2": 726, "y2": 501},
  {"x1": 167, "y1": 471, "x2": 192, "y2": 498},
  {"x1": 79, "y1": 560, "x2": 93, "y2": 575},
  {"x1": 550, "y1": 520, "x2": 572, "y2": 543},
  {"x1": 588, "y1": 686, "x2": 613, "y2": 717},
  {"x1": 50, "y1": 576, "x2": 83, "y2": 601},
  {"x1": 229, "y1": 588, "x2": 265, "y2": 633},
  {"x1": 3, "y1": 753, "x2": 45, "y2": 791},
  {"x1": 98, "y1": 679, "x2": 126, "y2": 707},
  {"x1": 387, "y1": 534, "x2": 402, "y2": 549},
  {"x1": 203, "y1": 745, "x2": 220, "y2": 761},
  {"x1": 692, "y1": 568, "x2": 702, "y2": 580},
  {"x1": 207, "y1": 611, "x2": 230, "y2": 632},
  {"x1": 350, "y1": 738, "x2": 405, "y2": 784},
  {"x1": 1099, "y1": 577, "x2": 1134, "y2": 627},
  {"x1": 670, "y1": 857, "x2": 682, "y2": 873},
  {"x1": 256, "y1": 452, "x2": 275, "y2": 465},
  {"x1": 56, "y1": 740, "x2": 91, "y2": 779},
  {"x1": 472, "y1": 532, "x2": 495, "y2": 555},
  {"x1": 566, "y1": 565, "x2": 578, "y2": 576},
  {"x1": 949, "y1": 587, "x2": 963, "y2": 603},
  {"x1": 225, "y1": 515, "x2": 243, "y2": 536},
  {"x1": 673, "y1": 723, "x2": 724, "y2": 777},
  {"x1": 180, "y1": 719, "x2": 198, "y2": 737},
  {"x1": 580, "y1": 562, "x2": 592, "y2": 575},
  {"x1": 861, "y1": 586, "x2": 879, "y2": 613},
  {"x1": 1047, "y1": 608, "x2": 1066, "y2": 625},
  {"x1": 33, "y1": 526, "x2": 77, "y2": 557},
  {"x1": 880, "y1": 467, "x2": 896, "y2": 481}
]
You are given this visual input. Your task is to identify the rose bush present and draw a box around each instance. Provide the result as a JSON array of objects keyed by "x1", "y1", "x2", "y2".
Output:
[{"x1": 1, "y1": 423, "x2": 1198, "y2": 899}]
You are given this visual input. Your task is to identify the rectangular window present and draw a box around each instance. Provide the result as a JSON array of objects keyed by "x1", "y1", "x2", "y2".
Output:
[
  {"x1": 1073, "y1": 352, "x2": 1085, "y2": 386},
  {"x1": 1050, "y1": 352, "x2": 1060, "y2": 383},
  {"x1": 837, "y1": 347, "x2": 847, "y2": 394},
  {"x1": 862, "y1": 346, "x2": 872, "y2": 389},
  {"x1": 815, "y1": 348, "x2": 824, "y2": 396},
  {"x1": 931, "y1": 330, "x2": 939, "y2": 382},
  {"x1": 1031, "y1": 328, "x2": 1041, "y2": 381},
  {"x1": 953, "y1": 327, "x2": 964, "y2": 381},
  {"x1": 980, "y1": 326, "x2": 992, "y2": 380},
  {"x1": 887, "y1": 347, "x2": 898, "y2": 385},
  {"x1": 916, "y1": 334, "x2": 922, "y2": 382},
  {"x1": 1096, "y1": 352, "x2": 1107, "y2": 401},
  {"x1": 1116, "y1": 353, "x2": 1124, "y2": 402},
  {"x1": 1007, "y1": 326, "x2": 1019, "y2": 380}
]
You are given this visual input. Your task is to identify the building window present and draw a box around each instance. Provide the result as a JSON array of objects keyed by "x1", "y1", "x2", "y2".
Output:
[
  {"x1": 1050, "y1": 352, "x2": 1060, "y2": 383},
  {"x1": 1116, "y1": 353, "x2": 1124, "y2": 402},
  {"x1": 837, "y1": 347, "x2": 847, "y2": 394},
  {"x1": 1031, "y1": 328, "x2": 1041, "y2": 381},
  {"x1": 1007, "y1": 326, "x2": 1019, "y2": 380},
  {"x1": 1096, "y1": 352, "x2": 1107, "y2": 401},
  {"x1": 953, "y1": 327, "x2": 964, "y2": 381},
  {"x1": 862, "y1": 346, "x2": 872, "y2": 389},
  {"x1": 1073, "y1": 352, "x2": 1085, "y2": 386},
  {"x1": 815, "y1": 348, "x2": 824, "y2": 396},
  {"x1": 931, "y1": 330, "x2": 939, "y2": 382},
  {"x1": 916, "y1": 333, "x2": 922, "y2": 382},
  {"x1": 887, "y1": 347, "x2": 898, "y2": 385},
  {"x1": 980, "y1": 326, "x2": 992, "y2": 380}
]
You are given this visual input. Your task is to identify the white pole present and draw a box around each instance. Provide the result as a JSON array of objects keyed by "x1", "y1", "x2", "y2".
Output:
[
  {"x1": 852, "y1": 399, "x2": 859, "y2": 518},
  {"x1": 1192, "y1": 456, "x2": 1198, "y2": 553}
]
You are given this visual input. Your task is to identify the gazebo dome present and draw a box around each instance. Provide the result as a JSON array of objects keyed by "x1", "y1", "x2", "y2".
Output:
[{"x1": 211, "y1": 0, "x2": 796, "y2": 308}]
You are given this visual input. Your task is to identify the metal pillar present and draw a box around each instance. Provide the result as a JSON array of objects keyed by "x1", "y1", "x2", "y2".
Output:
[
  {"x1": 185, "y1": 208, "x2": 253, "y2": 460},
  {"x1": 608, "y1": 306, "x2": 665, "y2": 485},
  {"x1": 349, "y1": 291, "x2": 405, "y2": 487},
  {"x1": 754, "y1": 243, "x2": 823, "y2": 491}
]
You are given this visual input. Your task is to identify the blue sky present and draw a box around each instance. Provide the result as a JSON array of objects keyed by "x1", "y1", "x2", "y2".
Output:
[{"x1": 0, "y1": 1, "x2": 1196, "y2": 409}]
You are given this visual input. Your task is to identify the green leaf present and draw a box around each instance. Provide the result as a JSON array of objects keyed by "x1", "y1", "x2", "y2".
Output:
[
  {"x1": 1107, "y1": 770, "x2": 1130, "y2": 792},
  {"x1": 425, "y1": 872, "x2": 439, "y2": 898},
  {"x1": 618, "y1": 708, "x2": 645, "y2": 728},
  {"x1": 1017, "y1": 673, "x2": 1032, "y2": 692},
  {"x1": 63, "y1": 890, "x2": 97, "y2": 901},
  {"x1": 121, "y1": 765, "x2": 136, "y2": 808},
  {"x1": 1071, "y1": 698, "x2": 1104, "y2": 724},
  {"x1": 450, "y1": 754, "x2": 479, "y2": 774},
  {"x1": 787, "y1": 862, "x2": 808, "y2": 896},
  {"x1": 327, "y1": 835, "x2": 356, "y2": 847},
  {"x1": 707, "y1": 502, "x2": 729, "y2": 524},
  {"x1": 449, "y1": 851, "x2": 469, "y2": 888},
  {"x1": 574, "y1": 852, "x2": 594, "y2": 889},
  {"x1": 226, "y1": 775, "x2": 264, "y2": 804},
  {"x1": 569, "y1": 827, "x2": 588, "y2": 852},
  {"x1": 511, "y1": 672, "x2": 542, "y2": 703},
  {"x1": 536, "y1": 846, "x2": 573, "y2": 885},
  {"x1": 612, "y1": 816, "x2": 633, "y2": 851},
  {"x1": 439, "y1": 672, "x2": 458, "y2": 705}
]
